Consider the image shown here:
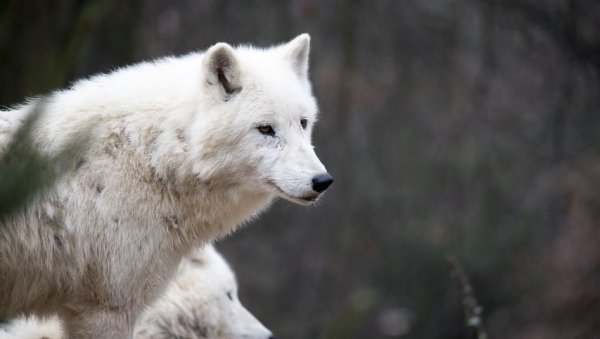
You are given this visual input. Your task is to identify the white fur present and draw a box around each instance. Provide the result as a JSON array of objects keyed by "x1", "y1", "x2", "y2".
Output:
[
  {"x1": 0, "y1": 34, "x2": 328, "y2": 338},
  {"x1": 0, "y1": 316, "x2": 64, "y2": 339},
  {"x1": 0, "y1": 245, "x2": 271, "y2": 339}
]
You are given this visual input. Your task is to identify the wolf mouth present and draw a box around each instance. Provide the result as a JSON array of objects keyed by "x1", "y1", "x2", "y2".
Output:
[
  {"x1": 299, "y1": 195, "x2": 318, "y2": 202},
  {"x1": 265, "y1": 180, "x2": 318, "y2": 205}
]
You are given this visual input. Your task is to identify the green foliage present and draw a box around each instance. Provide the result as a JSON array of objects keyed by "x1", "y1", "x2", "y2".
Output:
[{"x1": 0, "y1": 102, "x2": 85, "y2": 217}]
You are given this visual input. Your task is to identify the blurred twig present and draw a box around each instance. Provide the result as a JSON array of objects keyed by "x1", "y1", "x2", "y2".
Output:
[
  {"x1": 0, "y1": 101, "x2": 87, "y2": 217},
  {"x1": 447, "y1": 255, "x2": 488, "y2": 339}
]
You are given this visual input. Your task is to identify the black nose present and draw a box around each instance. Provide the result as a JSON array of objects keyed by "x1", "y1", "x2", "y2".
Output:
[{"x1": 312, "y1": 173, "x2": 334, "y2": 193}]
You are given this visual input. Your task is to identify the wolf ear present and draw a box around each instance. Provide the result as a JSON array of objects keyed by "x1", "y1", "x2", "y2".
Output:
[
  {"x1": 283, "y1": 34, "x2": 311, "y2": 79},
  {"x1": 203, "y1": 42, "x2": 241, "y2": 97}
]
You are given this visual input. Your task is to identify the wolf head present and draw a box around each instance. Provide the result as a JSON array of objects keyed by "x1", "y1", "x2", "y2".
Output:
[
  {"x1": 190, "y1": 34, "x2": 333, "y2": 205},
  {"x1": 133, "y1": 245, "x2": 273, "y2": 339},
  {"x1": 179, "y1": 245, "x2": 273, "y2": 339}
]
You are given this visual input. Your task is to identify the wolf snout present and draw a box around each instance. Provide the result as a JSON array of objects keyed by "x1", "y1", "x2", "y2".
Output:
[{"x1": 312, "y1": 172, "x2": 334, "y2": 193}]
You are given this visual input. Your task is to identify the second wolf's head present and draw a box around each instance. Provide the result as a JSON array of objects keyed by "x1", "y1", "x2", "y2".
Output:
[{"x1": 134, "y1": 245, "x2": 273, "y2": 339}]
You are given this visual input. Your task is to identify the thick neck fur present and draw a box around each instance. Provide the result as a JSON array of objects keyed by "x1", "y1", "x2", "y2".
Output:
[{"x1": 4, "y1": 51, "x2": 275, "y2": 257}]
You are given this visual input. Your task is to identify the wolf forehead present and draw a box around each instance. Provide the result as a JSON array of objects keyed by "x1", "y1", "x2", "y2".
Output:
[{"x1": 202, "y1": 34, "x2": 319, "y2": 117}]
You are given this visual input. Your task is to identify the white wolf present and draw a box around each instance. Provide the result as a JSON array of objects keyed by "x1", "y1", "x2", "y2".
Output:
[
  {"x1": 0, "y1": 34, "x2": 332, "y2": 338},
  {"x1": 0, "y1": 245, "x2": 273, "y2": 339}
]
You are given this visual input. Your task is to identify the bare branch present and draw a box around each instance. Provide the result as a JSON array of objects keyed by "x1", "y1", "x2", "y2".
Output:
[{"x1": 447, "y1": 255, "x2": 488, "y2": 339}]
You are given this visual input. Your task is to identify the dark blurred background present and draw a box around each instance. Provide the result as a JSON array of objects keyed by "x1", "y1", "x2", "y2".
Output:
[{"x1": 1, "y1": 1, "x2": 600, "y2": 338}]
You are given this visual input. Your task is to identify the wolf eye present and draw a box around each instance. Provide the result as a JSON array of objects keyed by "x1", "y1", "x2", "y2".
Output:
[
  {"x1": 300, "y1": 118, "x2": 308, "y2": 129},
  {"x1": 257, "y1": 124, "x2": 275, "y2": 136},
  {"x1": 226, "y1": 291, "x2": 233, "y2": 300}
]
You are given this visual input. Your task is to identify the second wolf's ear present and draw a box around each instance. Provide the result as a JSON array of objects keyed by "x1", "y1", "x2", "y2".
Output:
[
  {"x1": 203, "y1": 42, "x2": 241, "y2": 97},
  {"x1": 283, "y1": 34, "x2": 310, "y2": 79}
]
